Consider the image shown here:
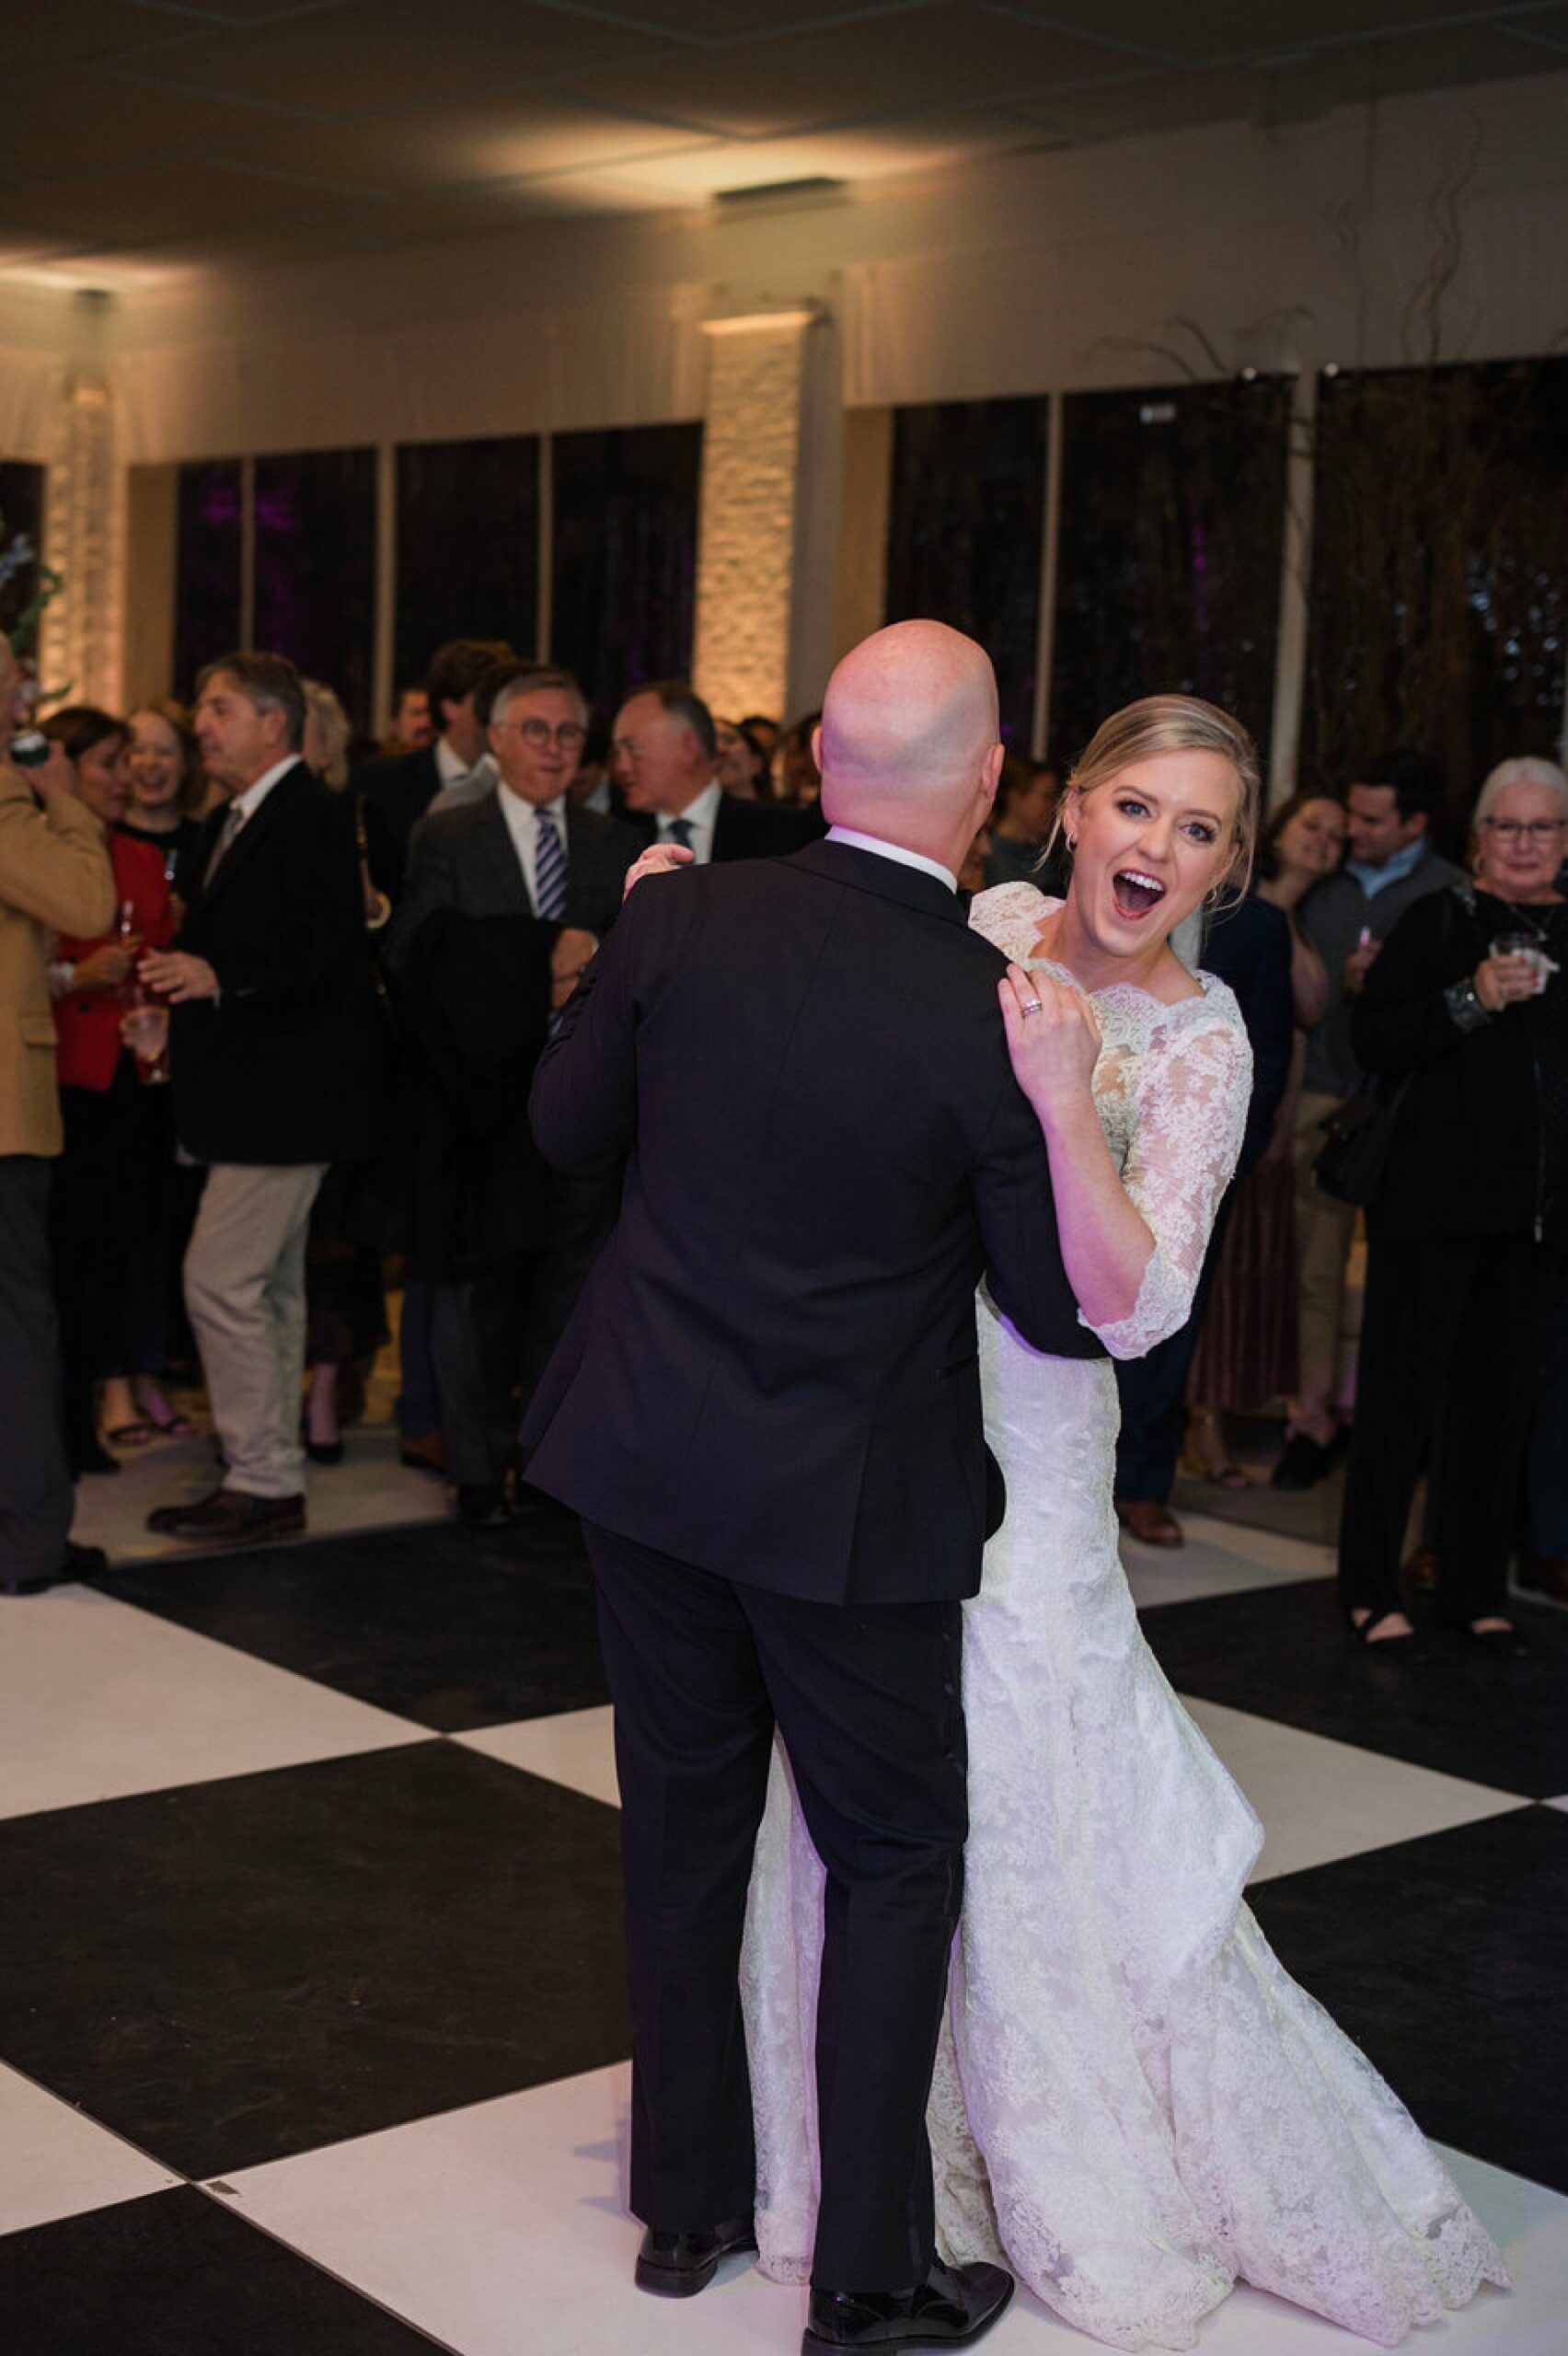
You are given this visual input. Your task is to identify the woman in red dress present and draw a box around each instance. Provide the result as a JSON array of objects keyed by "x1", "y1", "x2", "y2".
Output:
[{"x1": 47, "y1": 707, "x2": 175, "y2": 1473}]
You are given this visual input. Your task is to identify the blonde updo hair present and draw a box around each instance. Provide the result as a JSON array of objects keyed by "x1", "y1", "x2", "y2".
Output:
[
  {"x1": 1054, "y1": 694, "x2": 1262, "y2": 899},
  {"x1": 302, "y1": 677, "x2": 352, "y2": 791}
]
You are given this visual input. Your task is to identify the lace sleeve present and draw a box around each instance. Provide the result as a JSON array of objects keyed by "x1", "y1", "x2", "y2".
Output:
[
  {"x1": 968, "y1": 883, "x2": 1052, "y2": 962},
  {"x1": 1089, "y1": 996, "x2": 1252, "y2": 1360}
]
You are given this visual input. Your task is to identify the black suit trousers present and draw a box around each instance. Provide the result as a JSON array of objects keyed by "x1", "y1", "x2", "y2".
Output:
[{"x1": 586, "y1": 1521, "x2": 967, "y2": 2293}]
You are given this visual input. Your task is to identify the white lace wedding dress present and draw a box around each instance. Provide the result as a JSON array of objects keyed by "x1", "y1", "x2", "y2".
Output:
[{"x1": 738, "y1": 884, "x2": 1507, "y2": 2350}]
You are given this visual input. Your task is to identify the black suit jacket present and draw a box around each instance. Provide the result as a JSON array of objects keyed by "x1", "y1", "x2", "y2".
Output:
[
  {"x1": 170, "y1": 763, "x2": 389, "y2": 1165},
  {"x1": 522, "y1": 838, "x2": 1099, "y2": 1605},
  {"x1": 384, "y1": 787, "x2": 640, "y2": 974},
  {"x1": 352, "y1": 745, "x2": 442, "y2": 859},
  {"x1": 376, "y1": 787, "x2": 640, "y2": 1275},
  {"x1": 628, "y1": 792, "x2": 825, "y2": 863},
  {"x1": 1201, "y1": 887, "x2": 1295, "y2": 1179}
]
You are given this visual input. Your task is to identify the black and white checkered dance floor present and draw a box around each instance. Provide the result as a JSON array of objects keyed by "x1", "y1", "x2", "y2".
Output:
[{"x1": 3, "y1": 1501, "x2": 1564, "y2": 2354}]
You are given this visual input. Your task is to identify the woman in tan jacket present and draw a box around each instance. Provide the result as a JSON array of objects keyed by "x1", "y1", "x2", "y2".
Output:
[{"x1": 0, "y1": 634, "x2": 116, "y2": 1592}]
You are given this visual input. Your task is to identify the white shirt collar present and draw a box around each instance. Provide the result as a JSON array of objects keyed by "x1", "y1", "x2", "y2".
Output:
[
  {"x1": 231, "y1": 755, "x2": 298, "y2": 824},
  {"x1": 435, "y1": 734, "x2": 494, "y2": 791},
  {"x1": 825, "y1": 825, "x2": 958, "y2": 894},
  {"x1": 656, "y1": 777, "x2": 724, "y2": 862}
]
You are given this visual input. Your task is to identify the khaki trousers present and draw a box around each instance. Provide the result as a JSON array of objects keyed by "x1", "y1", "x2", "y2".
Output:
[
  {"x1": 1289, "y1": 1091, "x2": 1359, "y2": 1426},
  {"x1": 184, "y1": 1161, "x2": 327, "y2": 1499}
]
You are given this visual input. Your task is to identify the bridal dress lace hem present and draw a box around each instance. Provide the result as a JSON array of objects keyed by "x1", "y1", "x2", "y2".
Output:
[{"x1": 737, "y1": 884, "x2": 1508, "y2": 2350}]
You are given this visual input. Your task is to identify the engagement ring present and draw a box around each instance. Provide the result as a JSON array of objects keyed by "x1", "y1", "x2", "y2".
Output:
[{"x1": 1020, "y1": 998, "x2": 1043, "y2": 1017}]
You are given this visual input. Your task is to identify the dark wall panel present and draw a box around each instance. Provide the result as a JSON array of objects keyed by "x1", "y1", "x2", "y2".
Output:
[
  {"x1": 1051, "y1": 377, "x2": 1290, "y2": 773},
  {"x1": 1302, "y1": 358, "x2": 1568, "y2": 829},
  {"x1": 253, "y1": 448, "x2": 376, "y2": 732},
  {"x1": 885, "y1": 398, "x2": 1049, "y2": 750},
  {"x1": 549, "y1": 423, "x2": 701, "y2": 713},
  {"x1": 173, "y1": 460, "x2": 244, "y2": 704},
  {"x1": 0, "y1": 459, "x2": 46, "y2": 649},
  {"x1": 394, "y1": 436, "x2": 539, "y2": 699}
]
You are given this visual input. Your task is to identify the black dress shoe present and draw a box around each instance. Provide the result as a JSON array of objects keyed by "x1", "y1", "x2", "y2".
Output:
[
  {"x1": 303, "y1": 1438, "x2": 344, "y2": 1465},
  {"x1": 3, "y1": 1540, "x2": 109, "y2": 1596},
  {"x1": 456, "y1": 1484, "x2": 512, "y2": 1529},
  {"x1": 1272, "y1": 1430, "x2": 1333, "y2": 1491},
  {"x1": 804, "y1": 2260, "x2": 1014, "y2": 2351},
  {"x1": 73, "y1": 1439, "x2": 121, "y2": 1478},
  {"x1": 145, "y1": 1487, "x2": 306, "y2": 1545},
  {"x1": 635, "y1": 2214, "x2": 755, "y2": 2297}
]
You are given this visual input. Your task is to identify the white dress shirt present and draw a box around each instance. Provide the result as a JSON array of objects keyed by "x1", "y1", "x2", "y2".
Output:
[
  {"x1": 657, "y1": 778, "x2": 724, "y2": 865},
  {"x1": 497, "y1": 787, "x2": 571, "y2": 917},
  {"x1": 435, "y1": 734, "x2": 495, "y2": 796},
  {"x1": 825, "y1": 825, "x2": 958, "y2": 893},
  {"x1": 229, "y1": 754, "x2": 299, "y2": 828}
]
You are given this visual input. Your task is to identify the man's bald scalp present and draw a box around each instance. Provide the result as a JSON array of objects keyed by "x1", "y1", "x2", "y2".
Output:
[{"x1": 820, "y1": 621, "x2": 999, "y2": 827}]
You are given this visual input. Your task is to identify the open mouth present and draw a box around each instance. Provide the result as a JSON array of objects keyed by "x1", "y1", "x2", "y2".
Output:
[{"x1": 1113, "y1": 868, "x2": 1167, "y2": 919}]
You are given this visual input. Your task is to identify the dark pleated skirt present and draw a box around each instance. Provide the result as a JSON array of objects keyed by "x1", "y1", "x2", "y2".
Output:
[{"x1": 1187, "y1": 1153, "x2": 1299, "y2": 1412}]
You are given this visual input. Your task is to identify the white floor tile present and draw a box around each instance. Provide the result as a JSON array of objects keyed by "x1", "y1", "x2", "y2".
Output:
[
  {"x1": 213, "y1": 2066, "x2": 1559, "y2": 2356},
  {"x1": 1123, "y1": 1513, "x2": 1331, "y2": 1610},
  {"x1": 0, "y1": 2062, "x2": 179, "y2": 2235},
  {"x1": 0, "y1": 1585, "x2": 430, "y2": 1819},
  {"x1": 1184, "y1": 1698, "x2": 1524, "y2": 1882},
  {"x1": 456, "y1": 1707, "x2": 618, "y2": 1809},
  {"x1": 71, "y1": 1424, "x2": 448, "y2": 1569}
]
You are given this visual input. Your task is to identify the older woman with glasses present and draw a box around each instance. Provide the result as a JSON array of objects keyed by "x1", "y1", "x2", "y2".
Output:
[{"x1": 1338, "y1": 755, "x2": 1568, "y2": 1655}]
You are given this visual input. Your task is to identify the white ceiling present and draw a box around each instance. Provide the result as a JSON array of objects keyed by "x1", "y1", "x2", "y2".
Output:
[{"x1": 5, "y1": 0, "x2": 1568, "y2": 286}]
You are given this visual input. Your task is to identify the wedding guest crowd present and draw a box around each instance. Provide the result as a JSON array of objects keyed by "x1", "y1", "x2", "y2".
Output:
[{"x1": 2, "y1": 605, "x2": 1562, "y2": 1651}]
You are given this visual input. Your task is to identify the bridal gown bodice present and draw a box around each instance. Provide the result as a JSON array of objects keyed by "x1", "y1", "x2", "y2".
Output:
[{"x1": 739, "y1": 884, "x2": 1507, "y2": 2350}]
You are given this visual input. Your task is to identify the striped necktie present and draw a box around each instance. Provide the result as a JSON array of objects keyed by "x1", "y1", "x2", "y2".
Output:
[
  {"x1": 202, "y1": 801, "x2": 245, "y2": 887},
  {"x1": 534, "y1": 806, "x2": 567, "y2": 920}
]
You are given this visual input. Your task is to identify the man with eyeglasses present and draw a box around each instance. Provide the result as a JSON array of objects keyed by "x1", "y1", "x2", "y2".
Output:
[
  {"x1": 1277, "y1": 751, "x2": 1463, "y2": 1492},
  {"x1": 386, "y1": 667, "x2": 640, "y2": 1527}
]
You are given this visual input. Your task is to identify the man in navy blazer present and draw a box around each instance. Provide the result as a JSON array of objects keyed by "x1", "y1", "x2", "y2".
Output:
[
  {"x1": 614, "y1": 680, "x2": 824, "y2": 864},
  {"x1": 353, "y1": 637, "x2": 514, "y2": 856}
]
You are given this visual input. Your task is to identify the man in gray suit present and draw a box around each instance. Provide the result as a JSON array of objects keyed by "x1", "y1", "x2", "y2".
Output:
[{"x1": 386, "y1": 667, "x2": 640, "y2": 1525}]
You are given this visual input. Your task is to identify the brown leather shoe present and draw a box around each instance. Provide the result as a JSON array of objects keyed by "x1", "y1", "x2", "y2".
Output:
[
  {"x1": 1114, "y1": 1498, "x2": 1184, "y2": 1549},
  {"x1": 145, "y1": 1487, "x2": 306, "y2": 1545},
  {"x1": 1519, "y1": 1555, "x2": 1568, "y2": 1606}
]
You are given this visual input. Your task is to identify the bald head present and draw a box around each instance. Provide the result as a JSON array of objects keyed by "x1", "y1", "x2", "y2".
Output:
[{"x1": 818, "y1": 621, "x2": 1003, "y2": 871}]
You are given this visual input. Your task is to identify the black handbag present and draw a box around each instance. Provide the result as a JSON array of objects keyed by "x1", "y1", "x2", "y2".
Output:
[{"x1": 1311, "y1": 1082, "x2": 1411, "y2": 1207}]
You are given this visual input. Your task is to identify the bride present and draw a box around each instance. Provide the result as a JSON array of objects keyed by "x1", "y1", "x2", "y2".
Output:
[{"x1": 719, "y1": 694, "x2": 1505, "y2": 2350}]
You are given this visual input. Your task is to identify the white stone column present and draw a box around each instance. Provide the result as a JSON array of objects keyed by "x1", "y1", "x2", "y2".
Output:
[
  {"x1": 692, "y1": 306, "x2": 840, "y2": 723},
  {"x1": 40, "y1": 369, "x2": 121, "y2": 712}
]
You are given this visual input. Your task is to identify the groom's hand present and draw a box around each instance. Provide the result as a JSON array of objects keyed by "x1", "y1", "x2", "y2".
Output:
[{"x1": 622, "y1": 842, "x2": 694, "y2": 901}]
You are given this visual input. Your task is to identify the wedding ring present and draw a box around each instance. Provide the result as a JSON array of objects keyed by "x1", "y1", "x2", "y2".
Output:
[{"x1": 1020, "y1": 997, "x2": 1044, "y2": 1017}]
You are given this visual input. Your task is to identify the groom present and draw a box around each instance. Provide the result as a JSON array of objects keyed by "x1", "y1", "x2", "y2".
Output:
[{"x1": 523, "y1": 621, "x2": 1099, "y2": 2352}]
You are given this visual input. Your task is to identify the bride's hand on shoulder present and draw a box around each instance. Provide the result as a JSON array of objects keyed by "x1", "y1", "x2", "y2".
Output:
[
  {"x1": 622, "y1": 842, "x2": 695, "y2": 901},
  {"x1": 999, "y1": 962, "x2": 1101, "y2": 1122}
]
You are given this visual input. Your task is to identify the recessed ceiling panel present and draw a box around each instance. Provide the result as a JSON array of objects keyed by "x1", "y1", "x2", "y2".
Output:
[
  {"x1": 570, "y1": 4, "x2": 1137, "y2": 138},
  {"x1": 0, "y1": 155, "x2": 352, "y2": 248},
  {"x1": 3, "y1": 69, "x2": 294, "y2": 182},
  {"x1": 213, "y1": 91, "x2": 729, "y2": 197},
  {"x1": 108, "y1": 0, "x2": 687, "y2": 117},
  {"x1": 1006, "y1": 1, "x2": 1562, "y2": 65}
]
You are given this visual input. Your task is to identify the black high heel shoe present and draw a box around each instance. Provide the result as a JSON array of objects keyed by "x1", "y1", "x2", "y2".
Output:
[{"x1": 1346, "y1": 1609, "x2": 1429, "y2": 1661}]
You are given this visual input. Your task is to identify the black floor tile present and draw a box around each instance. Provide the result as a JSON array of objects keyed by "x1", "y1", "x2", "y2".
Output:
[
  {"x1": 1142, "y1": 1576, "x2": 1568, "y2": 1796},
  {"x1": 94, "y1": 1512, "x2": 607, "y2": 1731},
  {"x1": 1250, "y1": 1806, "x2": 1568, "y2": 2193},
  {"x1": 0, "y1": 1744, "x2": 630, "y2": 2180},
  {"x1": 0, "y1": 2189, "x2": 445, "y2": 2356}
]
